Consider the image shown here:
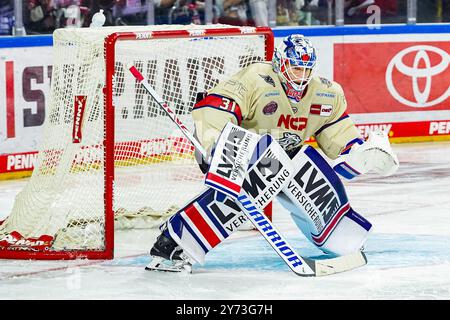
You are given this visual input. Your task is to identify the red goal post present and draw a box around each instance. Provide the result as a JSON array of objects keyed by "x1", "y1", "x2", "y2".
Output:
[{"x1": 0, "y1": 25, "x2": 274, "y2": 260}]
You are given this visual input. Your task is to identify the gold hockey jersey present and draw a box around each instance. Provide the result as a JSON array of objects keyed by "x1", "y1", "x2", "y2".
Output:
[{"x1": 192, "y1": 62, "x2": 361, "y2": 160}]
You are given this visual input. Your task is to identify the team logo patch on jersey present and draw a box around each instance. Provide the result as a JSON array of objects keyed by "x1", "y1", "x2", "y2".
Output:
[
  {"x1": 310, "y1": 104, "x2": 333, "y2": 117},
  {"x1": 319, "y1": 77, "x2": 332, "y2": 88},
  {"x1": 259, "y1": 74, "x2": 276, "y2": 87},
  {"x1": 278, "y1": 132, "x2": 302, "y2": 150},
  {"x1": 263, "y1": 101, "x2": 278, "y2": 115}
]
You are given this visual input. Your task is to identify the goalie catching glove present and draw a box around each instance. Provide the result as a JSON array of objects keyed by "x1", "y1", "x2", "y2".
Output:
[{"x1": 333, "y1": 130, "x2": 399, "y2": 180}]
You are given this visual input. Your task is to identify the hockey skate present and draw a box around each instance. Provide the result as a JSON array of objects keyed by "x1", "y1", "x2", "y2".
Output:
[{"x1": 146, "y1": 232, "x2": 193, "y2": 273}]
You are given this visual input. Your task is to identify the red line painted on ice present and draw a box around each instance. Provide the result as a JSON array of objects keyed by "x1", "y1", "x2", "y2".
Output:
[{"x1": 0, "y1": 253, "x2": 145, "y2": 280}]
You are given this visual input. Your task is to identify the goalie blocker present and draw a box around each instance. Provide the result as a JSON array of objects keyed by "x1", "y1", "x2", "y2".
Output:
[{"x1": 149, "y1": 123, "x2": 372, "y2": 268}]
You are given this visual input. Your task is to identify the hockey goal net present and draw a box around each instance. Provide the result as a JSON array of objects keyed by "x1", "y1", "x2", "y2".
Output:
[{"x1": 0, "y1": 25, "x2": 274, "y2": 259}]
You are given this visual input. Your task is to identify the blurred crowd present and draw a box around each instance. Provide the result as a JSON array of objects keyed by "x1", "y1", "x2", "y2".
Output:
[
  {"x1": 1, "y1": 0, "x2": 449, "y2": 35},
  {"x1": 277, "y1": 0, "x2": 450, "y2": 26}
]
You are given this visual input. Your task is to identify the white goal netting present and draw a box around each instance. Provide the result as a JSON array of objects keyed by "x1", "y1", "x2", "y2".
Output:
[{"x1": 0, "y1": 25, "x2": 270, "y2": 258}]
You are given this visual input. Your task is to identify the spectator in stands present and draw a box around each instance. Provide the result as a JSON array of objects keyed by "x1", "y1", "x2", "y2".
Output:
[
  {"x1": 153, "y1": 0, "x2": 206, "y2": 25},
  {"x1": 216, "y1": 0, "x2": 249, "y2": 26},
  {"x1": 276, "y1": 0, "x2": 292, "y2": 25},
  {"x1": 0, "y1": 0, "x2": 14, "y2": 35},
  {"x1": 297, "y1": 0, "x2": 330, "y2": 25},
  {"x1": 83, "y1": 0, "x2": 115, "y2": 26},
  {"x1": 444, "y1": 0, "x2": 450, "y2": 22},
  {"x1": 54, "y1": 0, "x2": 91, "y2": 28},
  {"x1": 24, "y1": 0, "x2": 57, "y2": 34},
  {"x1": 417, "y1": 0, "x2": 449, "y2": 23},
  {"x1": 248, "y1": 0, "x2": 268, "y2": 26}
]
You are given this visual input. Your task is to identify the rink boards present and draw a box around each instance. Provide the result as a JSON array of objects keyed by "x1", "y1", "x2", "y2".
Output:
[{"x1": 0, "y1": 24, "x2": 449, "y2": 178}]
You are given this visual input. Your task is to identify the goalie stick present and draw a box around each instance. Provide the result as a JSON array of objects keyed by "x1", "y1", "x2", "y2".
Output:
[{"x1": 128, "y1": 64, "x2": 367, "y2": 277}]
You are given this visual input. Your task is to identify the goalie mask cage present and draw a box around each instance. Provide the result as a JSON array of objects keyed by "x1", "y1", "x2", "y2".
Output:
[{"x1": 0, "y1": 25, "x2": 274, "y2": 260}]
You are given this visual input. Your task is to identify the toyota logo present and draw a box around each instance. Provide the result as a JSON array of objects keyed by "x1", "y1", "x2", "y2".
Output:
[{"x1": 385, "y1": 45, "x2": 450, "y2": 108}]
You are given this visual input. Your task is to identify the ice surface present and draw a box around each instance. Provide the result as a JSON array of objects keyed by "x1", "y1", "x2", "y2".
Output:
[{"x1": 1, "y1": 142, "x2": 450, "y2": 299}]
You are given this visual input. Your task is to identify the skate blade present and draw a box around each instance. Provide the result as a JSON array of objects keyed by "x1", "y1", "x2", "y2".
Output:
[{"x1": 145, "y1": 257, "x2": 192, "y2": 273}]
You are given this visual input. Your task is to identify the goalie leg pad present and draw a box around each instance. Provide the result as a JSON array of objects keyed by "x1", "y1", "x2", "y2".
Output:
[
  {"x1": 164, "y1": 188, "x2": 247, "y2": 265},
  {"x1": 279, "y1": 145, "x2": 372, "y2": 256},
  {"x1": 162, "y1": 128, "x2": 295, "y2": 265},
  {"x1": 316, "y1": 208, "x2": 372, "y2": 256}
]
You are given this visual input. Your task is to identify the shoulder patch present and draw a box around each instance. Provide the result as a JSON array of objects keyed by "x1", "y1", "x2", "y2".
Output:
[
  {"x1": 259, "y1": 74, "x2": 276, "y2": 87},
  {"x1": 319, "y1": 77, "x2": 332, "y2": 88}
]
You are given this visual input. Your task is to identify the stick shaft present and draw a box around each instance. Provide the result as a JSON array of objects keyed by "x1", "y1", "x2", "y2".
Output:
[{"x1": 128, "y1": 64, "x2": 209, "y2": 160}]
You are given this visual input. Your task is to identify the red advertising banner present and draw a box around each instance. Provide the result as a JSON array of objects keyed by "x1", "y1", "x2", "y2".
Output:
[
  {"x1": 306, "y1": 119, "x2": 450, "y2": 143},
  {"x1": 0, "y1": 151, "x2": 38, "y2": 174},
  {"x1": 334, "y1": 41, "x2": 450, "y2": 114},
  {"x1": 356, "y1": 120, "x2": 450, "y2": 139}
]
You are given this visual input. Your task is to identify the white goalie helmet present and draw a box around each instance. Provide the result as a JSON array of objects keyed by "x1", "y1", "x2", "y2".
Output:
[{"x1": 272, "y1": 34, "x2": 318, "y2": 98}]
